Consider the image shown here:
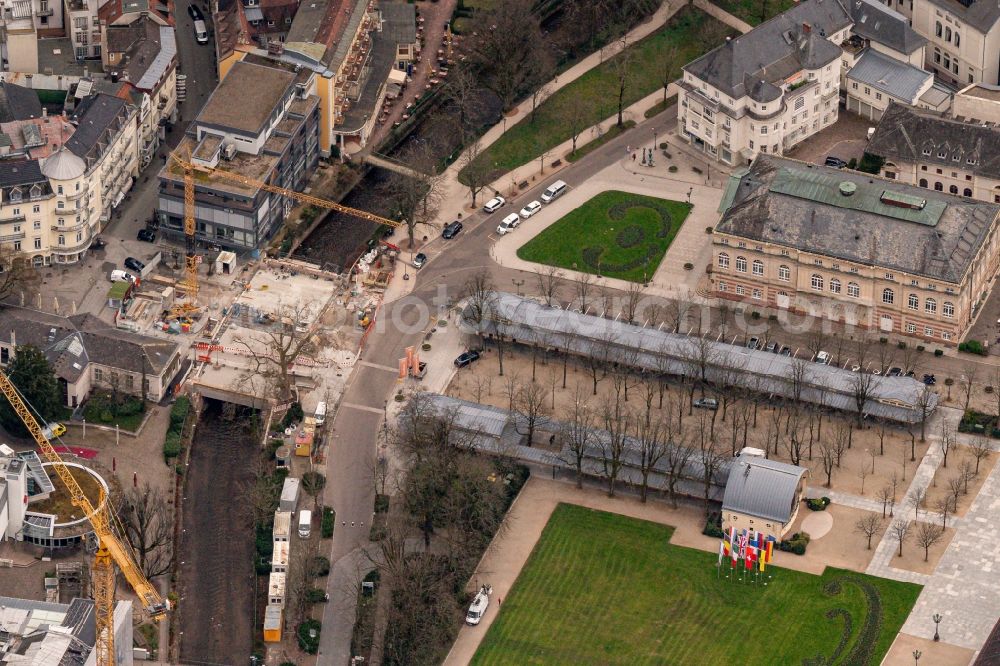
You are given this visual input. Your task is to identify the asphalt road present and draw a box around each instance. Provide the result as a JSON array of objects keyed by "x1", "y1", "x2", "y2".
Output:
[{"x1": 316, "y1": 106, "x2": 684, "y2": 665}]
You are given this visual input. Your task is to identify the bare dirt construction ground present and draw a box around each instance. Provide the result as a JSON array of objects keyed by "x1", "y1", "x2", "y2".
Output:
[{"x1": 177, "y1": 400, "x2": 257, "y2": 665}]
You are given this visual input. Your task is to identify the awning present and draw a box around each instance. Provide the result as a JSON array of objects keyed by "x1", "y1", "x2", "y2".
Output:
[{"x1": 245, "y1": 6, "x2": 263, "y2": 21}]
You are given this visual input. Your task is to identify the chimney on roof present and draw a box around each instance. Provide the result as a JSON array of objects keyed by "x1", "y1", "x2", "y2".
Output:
[
  {"x1": 802, "y1": 22, "x2": 811, "y2": 33},
  {"x1": 10, "y1": 329, "x2": 14, "y2": 349}
]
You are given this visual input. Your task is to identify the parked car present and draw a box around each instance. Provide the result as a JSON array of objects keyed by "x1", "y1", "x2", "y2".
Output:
[
  {"x1": 109, "y1": 269, "x2": 137, "y2": 283},
  {"x1": 188, "y1": 4, "x2": 204, "y2": 20},
  {"x1": 412, "y1": 252, "x2": 427, "y2": 269},
  {"x1": 137, "y1": 228, "x2": 156, "y2": 242},
  {"x1": 886, "y1": 367, "x2": 903, "y2": 377},
  {"x1": 764, "y1": 341, "x2": 778, "y2": 353},
  {"x1": 779, "y1": 345, "x2": 792, "y2": 356},
  {"x1": 824, "y1": 156, "x2": 848, "y2": 169},
  {"x1": 540, "y1": 180, "x2": 568, "y2": 203},
  {"x1": 41, "y1": 423, "x2": 66, "y2": 440},
  {"x1": 482, "y1": 196, "x2": 506, "y2": 213},
  {"x1": 124, "y1": 257, "x2": 145, "y2": 273},
  {"x1": 194, "y1": 19, "x2": 209, "y2": 44},
  {"x1": 693, "y1": 397, "x2": 719, "y2": 410},
  {"x1": 746, "y1": 337, "x2": 760, "y2": 350},
  {"x1": 454, "y1": 350, "x2": 481, "y2": 367},
  {"x1": 922, "y1": 374, "x2": 937, "y2": 385},
  {"x1": 496, "y1": 213, "x2": 520, "y2": 236},
  {"x1": 442, "y1": 221, "x2": 463, "y2": 239},
  {"x1": 815, "y1": 350, "x2": 831, "y2": 364},
  {"x1": 519, "y1": 200, "x2": 542, "y2": 218}
]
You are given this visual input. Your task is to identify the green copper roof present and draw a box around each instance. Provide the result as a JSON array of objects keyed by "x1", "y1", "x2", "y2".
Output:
[
  {"x1": 718, "y1": 167, "x2": 749, "y2": 214},
  {"x1": 768, "y1": 167, "x2": 946, "y2": 226}
]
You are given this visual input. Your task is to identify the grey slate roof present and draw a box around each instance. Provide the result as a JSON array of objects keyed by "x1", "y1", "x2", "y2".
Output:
[
  {"x1": 923, "y1": 0, "x2": 1000, "y2": 33},
  {"x1": 847, "y1": 48, "x2": 931, "y2": 102},
  {"x1": 0, "y1": 82, "x2": 42, "y2": 122},
  {"x1": 716, "y1": 155, "x2": 1000, "y2": 282},
  {"x1": 684, "y1": 0, "x2": 851, "y2": 99},
  {"x1": 847, "y1": 0, "x2": 926, "y2": 55},
  {"x1": 0, "y1": 308, "x2": 179, "y2": 384},
  {"x1": 469, "y1": 293, "x2": 939, "y2": 424},
  {"x1": 867, "y1": 101, "x2": 1000, "y2": 181},
  {"x1": 722, "y1": 453, "x2": 807, "y2": 523},
  {"x1": 66, "y1": 94, "x2": 129, "y2": 164},
  {"x1": 0, "y1": 159, "x2": 46, "y2": 188}
]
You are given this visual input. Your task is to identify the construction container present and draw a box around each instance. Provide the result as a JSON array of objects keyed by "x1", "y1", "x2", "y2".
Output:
[
  {"x1": 273, "y1": 510, "x2": 291, "y2": 542},
  {"x1": 268, "y1": 571, "x2": 286, "y2": 606},
  {"x1": 275, "y1": 445, "x2": 291, "y2": 468},
  {"x1": 263, "y1": 604, "x2": 282, "y2": 642},
  {"x1": 279, "y1": 477, "x2": 300, "y2": 512},
  {"x1": 271, "y1": 541, "x2": 289, "y2": 573}
]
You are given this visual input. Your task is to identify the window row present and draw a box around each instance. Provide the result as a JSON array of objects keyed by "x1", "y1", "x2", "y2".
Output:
[
  {"x1": 717, "y1": 254, "x2": 765, "y2": 275},
  {"x1": 917, "y1": 179, "x2": 972, "y2": 197}
]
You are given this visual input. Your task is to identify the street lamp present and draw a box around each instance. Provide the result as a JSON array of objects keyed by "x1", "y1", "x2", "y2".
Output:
[
  {"x1": 653, "y1": 127, "x2": 658, "y2": 151},
  {"x1": 913, "y1": 649, "x2": 922, "y2": 666},
  {"x1": 933, "y1": 613, "x2": 942, "y2": 641},
  {"x1": 511, "y1": 278, "x2": 524, "y2": 296}
]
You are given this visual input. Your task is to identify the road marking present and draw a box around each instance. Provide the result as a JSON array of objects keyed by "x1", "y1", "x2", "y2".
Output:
[
  {"x1": 341, "y1": 402, "x2": 386, "y2": 415},
  {"x1": 357, "y1": 360, "x2": 400, "y2": 373}
]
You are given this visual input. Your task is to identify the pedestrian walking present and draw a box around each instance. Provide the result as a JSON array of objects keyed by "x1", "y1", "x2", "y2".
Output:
[
  {"x1": 626, "y1": 144, "x2": 631, "y2": 153},
  {"x1": 632, "y1": 153, "x2": 637, "y2": 162},
  {"x1": 498, "y1": 597, "x2": 502, "y2": 607}
]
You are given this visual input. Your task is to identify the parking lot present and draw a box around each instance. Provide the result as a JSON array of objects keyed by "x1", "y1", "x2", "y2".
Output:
[{"x1": 785, "y1": 109, "x2": 873, "y2": 165}]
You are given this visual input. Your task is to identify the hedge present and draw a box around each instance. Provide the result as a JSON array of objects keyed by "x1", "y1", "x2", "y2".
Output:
[{"x1": 163, "y1": 396, "x2": 191, "y2": 463}]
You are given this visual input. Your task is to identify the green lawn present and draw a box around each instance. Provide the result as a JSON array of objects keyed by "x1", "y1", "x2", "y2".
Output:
[
  {"x1": 459, "y1": 6, "x2": 730, "y2": 184},
  {"x1": 710, "y1": 0, "x2": 797, "y2": 26},
  {"x1": 517, "y1": 191, "x2": 691, "y2": 282},
  {"x1": 472, "y1": 504, "x2": 921, "y2": 666}
]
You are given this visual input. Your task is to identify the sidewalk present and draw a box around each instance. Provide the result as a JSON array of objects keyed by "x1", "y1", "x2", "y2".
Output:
[{"x1": 693, "y1": 0, "x2": 753, "y2": 34}]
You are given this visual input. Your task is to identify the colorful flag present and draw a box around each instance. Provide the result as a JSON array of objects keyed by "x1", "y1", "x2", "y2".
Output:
[
  {"x1": 765, "y1": 538, "x2": 774, "y2": 563},
  {"x1": 759, "y1": 554, "x2": 766, "y2": 572},
  {"x1": 744, "y1": 547, "x2": 754, "y2": 569},
  {"x1": 718, "y1": 540, "x2": 725, "y2": 566}
]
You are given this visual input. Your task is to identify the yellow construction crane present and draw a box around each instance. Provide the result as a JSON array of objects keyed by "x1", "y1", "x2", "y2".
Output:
[
  {"x1": 0, "y1": 372, "x2": 168, "y2": 666},
  {"x1": 167, "y1": 151, "x2": 404, "y2": 299}
]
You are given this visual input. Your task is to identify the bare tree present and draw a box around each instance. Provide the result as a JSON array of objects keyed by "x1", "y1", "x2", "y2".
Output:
[
  {"x1": 559, "y1": 384, "x2": 596, "y2": 488},
  {"x1": 233, "y1": 301, "x2": 319, "y2": 401},
  {"x1": 0, "y1": 247, "x2": 36, "y2": 303},
  {"x1": 889, "y1": 519, "x2": 910, "y2": 557},
  {"x1": 117, "y1": 483, "x2": 172, "y2": 579},
  {"x1": 662, "y1": 416, "x2": 694, "y2": 508},
  {"x1": 947, "y1": 475, "x2": 963, "y2": 509},
  {"x1": 876, "y1": 485, "x2": 893, "y2": 518},
  {"x1": 992, "y1": 365, "x2": 1000, "y2": 423},
  {"x1": 917, "y1": 386, "x2": 935, "y2": 442},
  {"x1": 915, "y1": 522, "x2": 944, "y2": 562},
  {"x1": 529, "y1": 81, "x2": 553, "y2": 125},
  {"x1": 513, "y1": 381, "x2": 548, "y2": 447},
  {"x1": 933, "y1": 495, "x2": 955, "y2": 529},
  {"x1": 960, "y1": 363, "x2": 980, "y2": 413},
  {"x1": 598, "y1": 395, "x2": 631, "y2": 497},
  {"x1": 819, "y1": 440, "x2": 836, "y2": 487},
  {"x1": 635, "y1": 412, "x2": 669, "y2": 502},
  {"x1": 850, "y1": 369, "x2": 877, "y2": 427},
  {"x1": 858, "y1": 464, "x2": 870, "y2": 495},
  {"x1": 959, "y1": 458, "x2": 976, "y2": 495},
  {"x1": 567, "y1": 100, "x2": 592, "y2": 156},
  {"x1": 969, "y1": 436, "x2": 993, "y2": 475},
  {"x1": 301, "y1": 470, "x2": 326, "y2": 512},
  {"x1": 575, "y1": 272, "x2": 595, "y2": 312},
  {"x1": 695, "y1": 410, "x2": 727, "y2": 515},
  {"x1": 536, "y1": 266, "x2": 564, "y2": 307},
  {"x1": 461, "y1": 270, "x2": 498, "y2": 360},
  {"x1": 658, "y1": 44, "x2": 679, "y2": 105},
  {"x1": 610, "y1": 36, "x2": 634, "y2": 128},
  {"x1": 909, "y1": 484, "x2": 926, "y2": 521},
  {"x1": 854, "y1": 513, "x2": 883, "y2": 550},
  {"x1": 458, "y1": 139, "x2": 494, "y2": 208},
  {"x1": 939, "y1": 424, "x2": 955, "y2": 468},
  {"x1": 471, "y1": 375, "x2": 493, "y2": 403}
]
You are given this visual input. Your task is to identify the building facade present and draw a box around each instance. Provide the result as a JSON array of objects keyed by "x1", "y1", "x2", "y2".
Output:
[
  {"x1": 867, "y1": 101, "x2": 1000, "y2": 203},
  {"x1": 155, "y1": 58, "x2": 321, "y2": 250},
  {"x1": 721, "y1": 451, "x2": 808, "y2": 541},
  {"x1": 910, "y1": 0, "x2": 1000, "y2": 87},
  {"x1": 712, "y1": 155, "x2": 1000, "y2": 344}
]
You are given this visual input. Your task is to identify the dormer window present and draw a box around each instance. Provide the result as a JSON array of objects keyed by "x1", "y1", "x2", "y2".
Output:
[
  {"x1": 30, "y1": 185, "x2": 41, "y2": 198},
  {"x1": 938, "y1": 150, "x2": 946, "y2": 158},
  {"x1": 8, "y1": 188, "x2": 21, "y2": 203},
  {"x1": 967, "y1": 157, "x2": 977, "y2": 165},
  {"x1": 922, "y1": 148, "x2": 931, "y2": 156}
]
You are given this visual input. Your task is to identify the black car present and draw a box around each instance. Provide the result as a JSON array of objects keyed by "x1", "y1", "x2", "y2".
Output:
[
  {"x1": 124, "y1": 257, "x2": 145, "y2": 273},
  {"x1": 824, "y1": 156, "x2": 848, "y2": 169},
  {"x1": 90, "y1": 237, "x2": 106, "y2": 250},
  {"x1": 922, "y1": 374, "x2": 937, "y2": 386},
  {"x1": 412, "y1": 252, "x2": 427, "y2": 269},
  {"x1": 442, "y1": 221, "x2": 463, "y2": 239},
  {"x1": 188, "y1": 4, "x2": 204, "y2": 20},
  {"x1": 454, "y1": 350, "x2": 481, "y2": 367},
  {"x1": 137, "y1": 229, "x2": 156, "y2": 243}
]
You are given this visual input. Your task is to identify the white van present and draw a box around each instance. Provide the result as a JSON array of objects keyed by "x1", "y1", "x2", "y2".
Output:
[
  {"x1": 298, "y1": 510, "x2": 312, "y2": 539},
  {"x1": 194, "y1": 20, "x2": 209, "y2": 44},
  {"x1": 109, "y1": 269, "x2": 137, "y2": 283},
  {"x1": 540, "y1": 180, "x2": 567, "y2": 203},
  {"x1": 314, "y1": 401, "x2": 327, "y2": 426},
  {"x1": 466, "y1": 584, "x2": 492, "y2": 625},
  {"x1": 496, "y1": 212, "x2": 520, "y2": 236}
]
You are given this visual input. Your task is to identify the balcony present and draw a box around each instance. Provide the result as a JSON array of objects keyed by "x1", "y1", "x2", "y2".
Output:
[
  {"x1": 66, "y1": 188, "x2": 87, "y2": 201},
  {"x1": 51, "y1": 220, "x2": 88, "y2": 233},
  {"x1": 36, "y1": 6, "x2": 53, "y2": 15},
  {"x1": 0, "y1": 213, "x2": 26, "y2": 224},
  {"x1": 0, "y1": 232, "x2": 25, "y2": 242}
]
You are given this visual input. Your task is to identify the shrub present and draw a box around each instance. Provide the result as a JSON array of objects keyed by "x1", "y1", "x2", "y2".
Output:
[
  {"x1": 934, "y1": 349, "x2": 944, "y2": 357},
  {"x1": 169, "y1": 397, "x2": 190, "y2": 430},
  {"x1": 959, "y1": 340, "x2": 987, "y2": 356},
  {"x1": 751, "y1": 311, "x2": 760, "y2": 319},
  {"x1": 879, "y1": 337, "x2": 888, "y2": 344},
  {"x1": 281, "y1": 402, "x2": 304, "y2": 428},
  {"x1": 322, "y1": 507, "x2": 335, "y2": 538},
  {"x1": 374, "y1": 494, "x2": 390, "y2": 514},
  {"x1": 297, "y1": 620, "x2": 321, "y2": 654},
  {"x1": 668, "y1": 165, "x2": 678, "y2": 172},
  {"x1": 847, "y1": 157, "x2": 858, "y2": 169},
  {"x1": 917, "y1": 345, "x2": 925, "y2": 352},
  {"x1": 683, "y1": 262, "x2": 693, "y2": 270},
  {"x1": 306, "y1": 588, "x2": 328, "y2": 603},
  {"x1": 311, "y1": 556, "x2": 331, "y2": 577},
  {"x1": 701, "y1": 511, "x2": 724, "y2": 538},
  {"x1": 421, "y1": 342, "x2": 432, "y2": 351},
  {"x1": 897, "y1": 341, "x2": 906, "y2": 349},
  {"x1": 806, "y1": 497, "x2": 830, "y2": 511},
  {"x1": 280, "y1": 662, "x2": 298, "y2": 666}
]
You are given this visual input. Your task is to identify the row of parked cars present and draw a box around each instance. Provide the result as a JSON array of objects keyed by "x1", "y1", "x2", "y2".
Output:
[
  {"x1": 485, "y1": 180, "x2": 568, "y2": 236},
  {"x1": 108, "y1": 256, "x2": 146, "y2": 284}
]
